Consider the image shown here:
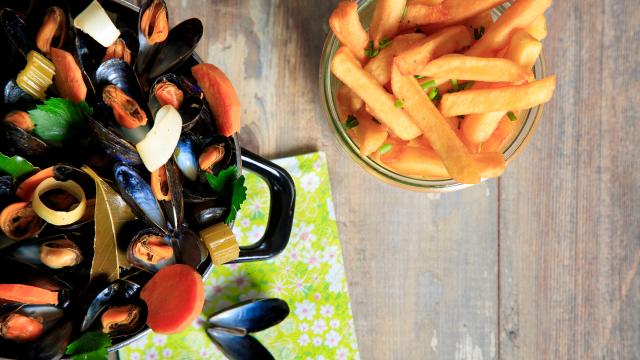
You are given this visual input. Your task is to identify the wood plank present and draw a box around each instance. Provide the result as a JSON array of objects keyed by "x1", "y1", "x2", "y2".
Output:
[
  {"x1": 499, "y1": 0, "x2": 640, "y2": 358},
  {"x1": 159, "y1": 1, "x2": 501, "y2": 358}
]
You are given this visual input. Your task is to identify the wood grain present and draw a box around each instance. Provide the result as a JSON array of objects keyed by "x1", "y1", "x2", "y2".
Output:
[{"x1": 129, "y1": 0, "x2": 639, "y2": 359}]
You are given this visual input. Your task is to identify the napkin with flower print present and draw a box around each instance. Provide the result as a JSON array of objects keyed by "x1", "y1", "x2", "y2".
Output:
[{"x1": 119, "y1": 152, "x2": 360, "y2": 360}]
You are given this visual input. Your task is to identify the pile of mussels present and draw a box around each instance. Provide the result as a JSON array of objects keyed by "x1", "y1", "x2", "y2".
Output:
[{"x1": 0, "y1": 0, "x2": 242, "y2": 357}]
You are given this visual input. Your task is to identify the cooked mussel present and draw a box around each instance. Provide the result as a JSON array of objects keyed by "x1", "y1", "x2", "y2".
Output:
[
  {"x1": 126, "y1": 228, "x2": 175, "y2": 272},
  {"x1": 146, "y1": 18, "x2": 203, "y2": 79},
  {"x1": 0, "y1": 304, "x2": 63, "y2": 344},
  {"x1": 81, "y1": 280, "x2": 147, "y2": 339},
  {"x1": 103, "y1": 84, "x2": 148, "y2": 129},
  {"x1": 0, "y1": 118, "x2": 51, "y2": 160},
  {"x1": 3, "y1": 79, "x2": 37, "y2": 108},
  {"x1": 140, "y1": 0, "x2": 169, "y2": 45},
  {"x1": 39, "y1": 238, "x2": 82, "y2": 269},
  {"x1": 0, "y1": 258, "x2": 70, "y2": 307},
  {"x1": 149, "y1": 161, "x2": 183, "y2": 230},
  {"x1": 0, "y1": 202, "x2": 45, "y2": 241},
  {"x1": 149, "y1": 74, "x2": 207, "y2": 130},
  {"x1": 206, "y1": 299, "x2": 290, "y2": 360},
  {"x1": 87, "y1": 117, "x2": 143, "y2": 166},
  {"x1": 154, "y1": 79, "x2": 183, "y2": 109},
  {"x1": 35, "y1": 7, "x2": 66, "y2": 56},
  {"x1": 103, "y1": 38, "x2": 132, "y2": 65},
  {"x1": 114, "y1": 163, "x2": 167, "y2": 232}
]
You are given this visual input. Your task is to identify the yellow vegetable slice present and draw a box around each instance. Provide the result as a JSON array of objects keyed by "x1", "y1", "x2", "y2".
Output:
[
  {"x1": 32, "y1": 178, "x2": 86, "y2": 226},
  {"x1": 16, "y1": 51, "x2": 55, "y2": 100},
  {"x1": 200, "y1": 223, "x2": 240, "y2": 265}
]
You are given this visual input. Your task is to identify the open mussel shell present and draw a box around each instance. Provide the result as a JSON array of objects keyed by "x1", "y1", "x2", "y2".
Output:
[
  {"x1": 146, "y1": 18, "x2": 203, "y2": 79},
  {"x1": 0, "y1": 258, "x2": 71, "y2": 308},
  {"x1": 2, "y1": 79, "x2": 36, "y2": 109},
  {"x1": 207, "y1": 298, "x2": 290, "y2": 334},
  {"x1": 135, "y1": 0, "x2": 168, "y2": 75},
  {"x1": 114, "y1": 163, "x2": 168, "y2": 232},
  {"x1": 87, "y1": 117, "x2": 143, "y2": 167},
  {"x1": 126, "y1": 228, "x2": 175, "y2": 272},
  {"x1": 0, "y1": 201, "x2": 46, "y2": 241},
  {"x1": 154, "y1": 160, "x2": 184, "y2": 231},
  {"x1": 0, "y1": 175, "x2": 14, "y2": 201},
  {"x1": 0, "y1": 122, "x2": 52, "y2": 161},
  {"x1": 190, "y1": 204, "x2": 227, "y2": 231},
  {"x1": 0, "y1": 303, "x2": 71, "y2": 360},
  {"x1": 0, "y1": 9, "x2": 32, "y2": 75},
  {"x1": 173, "y1": 227, "x2": 207, "y2": 270},
  {"x1": 148, "y1": 73, "x2": 205, "y2": 130},
  {"x1": 81, "y1": 280, "x2": 147, "y2": 339},
  {"x1": 207, "y1": 329, "x2": 274, "y2": 360}
]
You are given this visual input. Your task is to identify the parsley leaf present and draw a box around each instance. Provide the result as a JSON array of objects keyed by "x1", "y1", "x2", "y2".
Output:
[
  {"x1": 66, "y1": 332, "x2": 111, "y2": 360},
  {"x1": 378, "y1": 38, "x2": 393, "y2": 49},
  {"x1": 394, "y1": 99, "x2": 404, "y2": 108},
  {"x1": 0, "y1": 153, "x2": 37, "y2": 178},
  {"x1": 364, "y1": 41, "x2": 380, "y2": 58},
  {"x1": 28, "y1": 98, "x2": 92, "y2": 145},
  {"x1": 205, "y1": 165, "x2": 248, "y2": 224},
  {"x1": 507, "y1": 111, "x2": 518, "y2": 122},
  {"x1": 345, "y1": 115, "x2": 359, "y2": 129}
]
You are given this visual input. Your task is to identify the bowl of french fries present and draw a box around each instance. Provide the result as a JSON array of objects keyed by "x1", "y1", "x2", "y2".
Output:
[{"x1": 321, "y1": 0, "x2": 556, "y2": 191}]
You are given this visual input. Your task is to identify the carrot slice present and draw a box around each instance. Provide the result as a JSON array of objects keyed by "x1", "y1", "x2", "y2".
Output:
[
  {"x1": 140, "y1": 264, "x2": 205, "y2": 334},
  {"x1": 0, "y1": 284, "x2": 59, "y2": 305},
  {"x1": 16, "y1": 167, "x2": 54, "y2": 201},
  {"x1": 191, "y1": 63, "x2": 241, "y2": 137}
]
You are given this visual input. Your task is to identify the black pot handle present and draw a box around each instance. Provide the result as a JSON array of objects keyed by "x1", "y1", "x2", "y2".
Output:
[{"x1": 232, "y1": 149, "x2": 296, "y2": 263}]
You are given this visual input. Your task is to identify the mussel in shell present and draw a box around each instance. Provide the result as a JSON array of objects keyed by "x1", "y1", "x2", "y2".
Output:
[
  {"x1": 35, "y1": 7, "x2": 67, "y2": 56},
  {"x1": 154, "y1": 79, "x2": 183, "y2": 109},
  {"x1": 140, "y1": 0, "x2": 169, "y2": 45},
  {"x1": 87, "y1": 116, "x2": 143, "y2": 166},
  {"x1": 0, "y1": 120, "x2": 51, "y2": 161},
  {"x1": 0, "y1": 312, "x2": 44, "y2": 343},
  {"x1": 103, "y1": 38, "x2": 133, "y2": 65},
  {"x1": 114, "y1": 163, "x2": 167, "y2": 232},
  {"x1": 0, "y1": 202, "x2": 45, "y2": 241},
  {"x1": 146, "y1": 18, "x2": 203, "y2": 79},
  {"x1": 127, "y1": 229, "x2": 175, "y2": 272},
  {"x1": 199, "y1": 144, "x2": 226, "y2": 173},
  {"x1": 148, "y1": 74, "x2": 207, "y2": 130},
  {"x1": 4, "y1": 111, "x2": 34, "y2": 132},
  {"x1": 39, "y1": 238, "x2": 82, "y2": 269},
  {"x1": 101, "y1": 304, "x2": 142, "y2": 335},
  {"x1": 103, "y1": 84, "x2": 148, "y2": 129}
]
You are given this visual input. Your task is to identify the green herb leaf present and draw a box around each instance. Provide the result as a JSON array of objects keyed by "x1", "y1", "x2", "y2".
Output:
[
  {"x1": 402, "y1": 5, "x2": 408, "y2": 19},
  {"x1": 205, "y1": 166, "x2": 248, "y2": 224},
  {"x1": 507, "y1": 111, "x2": 518, "y2": 122},
  {"x1": 474, "y1": 26, "x2": 485, "y2": 40},
  {"x1": 226, "y1": 175, "x2": 247, "y2": 224},
  {"x1": 66, "y1": 332, "x2": 112, "y2": 360},
  {"x1": 379, "y1": 38, "x2": 393, "y2": 49},
  {"x1": 364, "y1": 41, "x2": 380, "y2": 58},
  {"x1": 450, "y1": 79, "x2": 459, "y2": 92},
  {"x1": 0, "y1": 153, "x2": 37, "y2": 178},
  {"x1": 378, "y1": 143, "x2": 393, "y2": 155},
  {"x1": 414, "y1": 75, "x2": 426, "y2": 79},
  {"x1": 464, "y1": 80, "x2": 475, "y2": 90},
  {"x1": 428, "y1": 87, "x2": 439, "y2": 100},
  {"x1": 421, "y1": 79, "x2": 436, "y2": 90},
  {"x1": 394, "y1": 99, "x2": 404, "y2": 108},
  {"x1": 28, "y1": 98, "x2": 92, "y2": 145},
  {"x1": 345, "y1": 115, "x2": 359, "y2": 129}
]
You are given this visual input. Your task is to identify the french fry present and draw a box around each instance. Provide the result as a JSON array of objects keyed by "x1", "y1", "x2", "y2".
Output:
[
  {"x1": 329, "y1": 1, "x2": 369, "y2": 63},
  {"x1": 419, "y1": 0, "x2": 504, "y2": 31},
  {"x1": 413, "y1": 0, "x2": 444, "y2": 5},
  {"x1": 383, "y1": 146, "x2": 505, "y2": 178},
  {"x1": 390, "y1": 63, "x2": 480, "y2": 184},
  {"x1": 352, "y1": 109, "x2": 389, "y2": 156},
  {"x1": 461, "y1": 32, "x2": 542, "y2": 143},
  {"x1": 525, "y1": 15, "x2": 547, "y2": 40},
  {"x1": 369, "y1": 0, "x2": 407, "y2": 47},
  {"x1": 466, "y1": 0, "x2": 552, "y2": 56},
  {"x1": 481, "y1": 115, "x2": 518, "y2": 153},
  {"x1": 440, "y1": 76, "x2": 556, "y2": 117},
  {"x1": 464, "y1": 10, "x2": 494, "y2": 31},
  {"x1": 504, "y1": 29, "x2": 542, "y2": 70},
  {"x1": 398, "y1": 3, "x2": 449, "y2": 31},
  {"x1": 364, "y1": 33, "x2": 426, "y2": 85},
  {"x1": 331, "y1": 47, "x2": 421, "y2": 140},
  {"x1": 422, "y1": 54, "x2": 531, "y2": 82},
  {"x1": 394, "y1": 25, "x2": 472, "y2": 76},
  {"x1": 338, "y1": 84, "x2": 364, "y2": 112}
]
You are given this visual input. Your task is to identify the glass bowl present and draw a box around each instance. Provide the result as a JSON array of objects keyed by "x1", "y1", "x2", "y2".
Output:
[{"x1": 319, "y1": 0, "x2": 546, "y2": 192}]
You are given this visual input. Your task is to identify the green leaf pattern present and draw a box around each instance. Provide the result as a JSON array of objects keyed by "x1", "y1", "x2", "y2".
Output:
[{"x1": 119, "y1": 152, "x2": 359, "y2": 359}]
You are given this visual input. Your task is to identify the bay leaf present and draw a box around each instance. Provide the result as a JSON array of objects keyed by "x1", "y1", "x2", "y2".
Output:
[{"x1": 82, "y1": 166, "x2": 136, "y2": 282}]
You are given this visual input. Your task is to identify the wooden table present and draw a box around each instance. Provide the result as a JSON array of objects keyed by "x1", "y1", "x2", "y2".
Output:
[{"x1": 155, "y1": 1, "x2": 639, "y2": 358}]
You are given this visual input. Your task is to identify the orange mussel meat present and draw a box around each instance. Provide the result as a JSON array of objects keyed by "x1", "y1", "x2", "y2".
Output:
[
  {"x1": 132, "y1": 234, "x2": 173, "y2": 265},
  {"x1": 141, "y1": 0, "x2": 169, "y2": 44},
  {"x1": 150, "y1": 165, "x2": 171, "y2": 201},
  {"x1": 4, "y1": 111, "x2": 34, "y2": 132},
  {"x1": 0, "y1": 313, "x2": 44, "y2": 343},
  {"x1": 102, "y1": 85, "x2": 148, "y2": 129},
  {"x1": 35, "y1": 7, "x2": 67, "y2": 55},
  {"x1": 103, "y1": 38, "x2": 132, "y2": 64},
  {"x1": 154, "y1": 81, "x2": 184, "y2": 109},
  {"x1": 0, "y1": 202, "x2": 44, "y2": 241}
]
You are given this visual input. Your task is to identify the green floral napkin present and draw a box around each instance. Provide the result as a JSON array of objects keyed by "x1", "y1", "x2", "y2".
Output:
[{"x1": 119, "y1": 152, "x2": 360, "y2": 360}]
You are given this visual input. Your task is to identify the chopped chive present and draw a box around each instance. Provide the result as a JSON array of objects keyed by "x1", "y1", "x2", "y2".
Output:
[
  {"x1": 402, "y1": 5, "x2": 408, "y2": 19},
  {"x1": 379, "y1": 38, "x2": 392, "y2": 49},
  {"x1": 394, "y1": 99, "x2": 404, "y2": 108},
  {"x1": 345, "y1": 115, "x2": 359, "y2": 129},
  {"x1": 464, "y1": 80, "x2": 475, "y2": 90},
  {"x1": 428, "y1": 87, "x2": 439, "y2": 100},
  {"x1": 421, "y1": 79, "x2": 436, "y2": 90},
  {"x1": 378, "y1": 143, "x2": 393, "y2": 155},
  {"x1": 474, "y1": 26, "x2": 485, "y2": 40},
  {"x1": 450, "y1": 79, "x2": 459, "y2": 91},
  {"x1": 364, "y1": 41, "x2": 380, "y2": 58},
  {"x1": 414, "y1": 75, "x2": 426, "y2": 79},
  {"x1": 507, "y1": 111, "x2": 518, "y2": 122}
]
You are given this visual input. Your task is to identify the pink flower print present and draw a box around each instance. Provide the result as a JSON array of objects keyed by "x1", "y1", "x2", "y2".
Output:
[
  {"x1": 298, "y1": 333, "x2": 310, "y2": 346},
  {"x1": 240, "y1": 218, "x2": 250, "y2": 228},
  {"x1": 246, "y1": 225, "x2": 264, "y2": 244},
  {"x1": 325, "y1": 330, "x2": 341, "y2": 348},
  {"x1": 294, "y1": 300, "x2": 316, "y2": 320},
  {"x1": 300, "y1": 173, "x2": 320, "y2": 192},
  {"x1": 314, "y1": 292, "x2": 322, "y2": 301},
  {"x1": 162, "y1": 349, "x2": 173, "y2": 358},
  {"x1": 145, "y1": 349, "x2": 158, "y2": 360},
  {"x1": 152, "y1": 335, "x2": 167, "y2": 346},
  {"x1": 330, "y1": 319, "x2": 340, "y2": 328},
  {"x1": 312, "y1": 337, "x2": 323, "y2": 346},
  {"x1": 130, "y1": 354, "x2": 140, "y2": 360},
  {"x1": 234, "y1": 275, "x2": 247, "y2": 288},
  {"x1": 306, "y1": 252, "x2": 321, "y2": 268},
  {"x1": 199, "y1": 349, "x2": 211, "y2": 358},
  {"x1": 312, "y1": 319, "x2": 327, "y2": 334},
  {"x1": 337, "y1": 348, "x2": 348, "y2": 360},
  {"x1": 320, "y1": 305, "x2": 334, "y2": 317},
  {"x1": 213, "y1": 285, "x2": 224, "y2": 295},
  {"x1": 290, "y1": 250, "x2": 300, "y2": 261}
]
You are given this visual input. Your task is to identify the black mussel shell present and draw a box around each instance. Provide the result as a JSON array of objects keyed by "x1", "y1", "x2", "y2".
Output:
[
  {"x1": 149, "y1": 73, "x2": 205, "y2": 130},
  {"x1": 95, "y1": 59, "x2": 146, "y2": 106},
  {"x1": 135, "y1": 0, "x2": 168, "y2": 77},
  {"x1": 0, "y1": 258, "x2": 71, "y2": 308},
  {"x1": 206, "y1": 329, "x2": 274, "y2": 360},
  {"x1": 190, "y1": 205, "x2": 227, "y2": 231},
  {"x1": 0, "y1": 9, "x2": 32, "y2": 75},
  {"x1": 0, "y1": 303, "x2": 69, "y2": 360},
  {"x1": 113, "y1": 163, "x2": 168, "y2": 232},
  {"x1": 174, "y1": 131, "x2": 200, "y2": 183},
  {"x1": 0, "y1": 175, "x2": 15, "y2": 199},
  {"x1": 0, "y1": 122, "x2": 52, "y2": 164},
  {"x1": 2, "y1": 79, "x2": 36, "y2": 109},
  {"x1": 81, "y1": 280, "x2": 147, "y2": 339},
  {"x1": 173, "y1": 227, "x2": 207, "y2": 270},
  {"x1": 162, "y1": 160, "x2": 183, "y2": 231},
  {"x1": 147, "y1": 18, "x2": 203, "y2": 79},
  {"x1": 207, "y1": 299, "x2": 290, "y2": 334},
  {"x1": 87, "y1": 117, "x2": 143, "y2": 166},
  {"x1": 52, "y1": 164, "x2": 96, "y2": 198},
  {"x1": 126, "y1": 227, "x2": 176, "y2": 273}
]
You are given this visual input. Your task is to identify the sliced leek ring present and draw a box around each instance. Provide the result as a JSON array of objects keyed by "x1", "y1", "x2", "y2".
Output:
[
  {"x1": 32, "y1": 178, "x2": 86, "y2": 226},
  {"x1": 136, "y1": 105, "x2": 183, "y2": 172}
]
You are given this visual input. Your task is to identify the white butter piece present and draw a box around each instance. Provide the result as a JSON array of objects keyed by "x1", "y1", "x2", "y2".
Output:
[
  {"x1": 74, "y1": 0, "x2": 121, "y2": 47},
  {"x1": 136, "y1": 105, "x2": 183, "y2": 172}
]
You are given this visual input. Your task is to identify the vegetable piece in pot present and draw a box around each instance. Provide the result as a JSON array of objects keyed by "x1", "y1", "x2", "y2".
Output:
[
  {"x1": 0, "y1": 313, "x2": 44, "y2": 343},
  {"x1": 35, "y1": 7, "x2": 66, "y2": 56}
]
